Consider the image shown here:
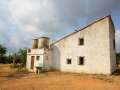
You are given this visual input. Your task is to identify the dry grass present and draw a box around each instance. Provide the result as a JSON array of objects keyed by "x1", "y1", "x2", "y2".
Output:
[
  {"x1": 0, "y1": 64, "x2": 29, "y2": 79},
  {"x1": 0, "y1": 64, "x2": 120, "y2": 90},
  {"x1": 0, "y1": 64, "x2": 17, "y2": 77}
]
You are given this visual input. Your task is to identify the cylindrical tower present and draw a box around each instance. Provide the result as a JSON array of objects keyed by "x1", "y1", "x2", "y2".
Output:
[
  {"x1": 38, "y1": 37, "x2": 49, "y2": 49},
  {"x1": 32, "y1": 39, "x2": 38, "y2": 49}
]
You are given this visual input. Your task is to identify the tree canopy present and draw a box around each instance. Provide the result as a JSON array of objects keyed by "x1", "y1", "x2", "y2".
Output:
[
  {"x1": 0, "y1": 44, "x2": 6, "y2": 56},
  {"x1": 0, "y1": 44, "x2": 7, "y2": 63},
  {"x1": 116, "y1": 53, "x2": 120, "y2": 65},
  {"x1": 0, "y1": 44, "x2": 27, "y2": 65},
  {"x1": 16, "y1": 48, "x2": 27, "y2": 65}
]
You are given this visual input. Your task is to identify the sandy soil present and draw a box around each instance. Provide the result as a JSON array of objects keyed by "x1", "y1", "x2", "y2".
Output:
[{"x1": 0, "y1": 64, "x2": 120, "y2": 90}]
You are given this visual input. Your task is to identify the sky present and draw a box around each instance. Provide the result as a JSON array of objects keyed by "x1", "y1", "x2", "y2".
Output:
[{"x1": 0, "y1": 0, "x2": 120, "y2": 53}]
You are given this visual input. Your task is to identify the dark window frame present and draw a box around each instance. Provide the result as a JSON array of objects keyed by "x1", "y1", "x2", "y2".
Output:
[
  {"x1": 36, "y1": 56, "x2": 40, "y2": 61},
  {"x1": 66, "y1": 58, "x2": 72, "y2": 64},
  {"x1": 28, "y1": 49, "x2": 31, "y2": 53},
  {"x1": 113, "y1": 39, "x2": 115, "y2": 50},
  {"x1": 78, "y1": 57, "x2": 84, "y2": 65},
  {"x1": 79, "y1": 38, "x2": 84, "y2": 45}
]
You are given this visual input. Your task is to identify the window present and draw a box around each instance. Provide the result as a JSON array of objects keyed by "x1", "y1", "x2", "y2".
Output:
[
  {"x1": 67, "y1": 58, "x2": 72, "y2": 64},
  {"x1": 113, "y1": 39, "x2": 115, "y2": 49},
  {"x1": 36, "y1": 56, "x2": 40, "y2": 61},
  {"x1": 28, "y1": 49, "x2": 31, "y2": 53},
  {"x1": 79, "y1": 38, "x2": 84, "y2": 45},
  {"x1": 78, "y1": 57, "x2": 84, "y2": 65}
]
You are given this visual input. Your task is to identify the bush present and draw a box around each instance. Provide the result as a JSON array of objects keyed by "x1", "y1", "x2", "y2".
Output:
[{"x1": 116, "y1": 53, "x2": 120, "y2": 65}]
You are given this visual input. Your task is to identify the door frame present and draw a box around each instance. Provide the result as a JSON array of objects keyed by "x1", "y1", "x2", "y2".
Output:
[{"x1": 31, "y1": 56, "x2": 35, "y2": 69}]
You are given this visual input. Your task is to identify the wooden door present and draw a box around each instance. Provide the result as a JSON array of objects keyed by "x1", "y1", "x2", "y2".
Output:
[{"x1": 31, "y1": 56, "x2": 35, "y2": 69}]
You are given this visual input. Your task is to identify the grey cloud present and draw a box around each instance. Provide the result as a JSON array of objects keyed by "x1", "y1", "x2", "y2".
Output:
[
  {"x1": 0, "y1": 0, "x2": 120, "y2": 52},
  {"x1": 52, "y1": 0, "x2": 119, "y2": 23}
]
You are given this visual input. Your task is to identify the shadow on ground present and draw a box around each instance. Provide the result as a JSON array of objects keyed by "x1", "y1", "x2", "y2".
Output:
[{"x1": 113, "y1": 68, "x2": 120, "y2": 76}]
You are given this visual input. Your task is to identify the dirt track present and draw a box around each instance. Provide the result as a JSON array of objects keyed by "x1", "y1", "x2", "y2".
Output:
[
  {"x1": 0, "y1": 64, "x2": 120, "y2": 90},
  {"x1": 1, "y1": 72, "x2": 120, "y2": 90}
]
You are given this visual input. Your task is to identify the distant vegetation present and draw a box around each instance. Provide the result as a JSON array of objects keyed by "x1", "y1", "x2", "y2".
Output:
[
  {"x1": 0, "y1": 44, "x2": 27, "y2": 66},
  {"x1": 0, "y1": 44, "x2": 7, "y2": 63},
  {"x1": 116, "y1": 53, "x2": 120, "y2": 65},
  {"x1": 13, "y1": 48, "x2": 27, "y2": 66},
  {"x1": 0, "y1": 43, "x2": 120, "y2": 66}
]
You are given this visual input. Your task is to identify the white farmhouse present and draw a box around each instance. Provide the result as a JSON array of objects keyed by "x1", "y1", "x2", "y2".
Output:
[{"x1": 26, "y1": 15, "x2": 116, "y2": 74}]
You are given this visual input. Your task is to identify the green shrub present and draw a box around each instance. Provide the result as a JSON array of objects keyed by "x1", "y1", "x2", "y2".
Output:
[{"x1": 116, "y1": 53, "x2": 120, "y2": 65}]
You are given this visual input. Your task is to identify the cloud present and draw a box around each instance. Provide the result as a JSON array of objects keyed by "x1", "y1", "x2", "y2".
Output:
[
  {"x1": 0, "y1": 0, "x2": 120, "y2": 52},
  {"x1": 9, "y1": 0, "x2": 58, "y2": 33}
]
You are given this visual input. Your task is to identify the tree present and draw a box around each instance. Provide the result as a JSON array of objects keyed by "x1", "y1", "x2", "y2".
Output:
[
  {"x1": 16, "y1": 48, "x2": 27, "y2": 66},
  {"x1": 116, "y1": 53, "x2": 120, "y2": 65},
  {"x1": 0, "y1": 44, "x2": 7, "y2": 63}
]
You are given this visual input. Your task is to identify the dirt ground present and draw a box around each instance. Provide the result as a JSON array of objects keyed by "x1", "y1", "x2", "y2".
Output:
[{"x1": 0, "y1": 64, "x2": 120, "y2": 90}]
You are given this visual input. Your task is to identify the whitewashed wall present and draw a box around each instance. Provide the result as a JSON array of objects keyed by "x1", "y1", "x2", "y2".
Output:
[
  {"x1": 26, "y1": 49, "x2": 44, "y2": 72},
  {"x1": 51, "y1": 16, "x2": 116, "y2": 74},
  {"x1": 109, "y1": 18, "x2": 116, "y2": 72}
]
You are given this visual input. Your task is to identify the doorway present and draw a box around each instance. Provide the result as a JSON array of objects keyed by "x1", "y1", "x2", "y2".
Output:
[{"x1": 31, "y1": 56, "x2": 35, "y2": 69}]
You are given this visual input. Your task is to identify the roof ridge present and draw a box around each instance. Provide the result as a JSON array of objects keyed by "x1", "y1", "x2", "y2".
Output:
[{"x1": 51, "y1": 15, "x2": 111, "y2": 45}]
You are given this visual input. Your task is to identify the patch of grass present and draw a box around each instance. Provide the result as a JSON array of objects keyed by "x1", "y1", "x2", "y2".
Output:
[
  {"x1": 0, "y1": 64, "x2": 30, "y2": 79},
  {"x1": 17, "y1": 67, "x2": 29, "y2": 73},
  {"x1": 7, "y1": 71, "x2": 16, "y2": 78},
  {"x1": 37, "y1": 73, "x2": 47, "y2": 77}
]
